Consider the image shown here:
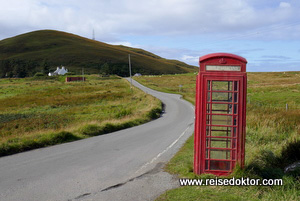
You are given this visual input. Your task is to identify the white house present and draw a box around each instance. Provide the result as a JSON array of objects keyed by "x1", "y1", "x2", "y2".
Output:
[
  {"x1": 48, "y1": 66, "x2": 68, "y2": 76},
  {"x1": 134, "y1": 73, "x2": 142, "y2": 77}
]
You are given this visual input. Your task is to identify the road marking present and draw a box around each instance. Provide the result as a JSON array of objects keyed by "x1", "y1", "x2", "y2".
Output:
[{"x1": 135, "y1": 123, "x2": 193, "y2": 174}]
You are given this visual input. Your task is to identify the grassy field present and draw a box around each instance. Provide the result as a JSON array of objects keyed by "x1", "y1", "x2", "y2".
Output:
[
  {"x1": 135, "y1": 72, "x2": 300, "y2": 200},
  {"x1": 0, "y1": 75, "x2": 162, "y2": 156}
]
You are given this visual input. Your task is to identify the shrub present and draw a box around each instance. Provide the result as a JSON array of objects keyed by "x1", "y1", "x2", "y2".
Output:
[
  {"x1": 48, "y1": 131, "x2": 80, "y2": 144},
  {"x1": 65, "y1": 72, "x2": 76, "y2": 75},
  {"x1": 80, "y1": 124, "x2": 102, "y2": 136},
  {"x1": 279, "y1": 139, "x2": 300, "y2": 168},
  {"x1": 246, "y1": 149, "x2": 283, "y2": 179},
  {"x1": 147, "y1": 107, "x2": 162, "y2": 119},
  {"x1": 34, "y1": 72, "x2": 45, "y2": 77}
]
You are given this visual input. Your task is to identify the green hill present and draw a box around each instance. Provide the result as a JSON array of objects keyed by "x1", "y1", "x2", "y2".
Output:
[{"x1": 0, "y1": 30, "x2": 197, "y2": 77}]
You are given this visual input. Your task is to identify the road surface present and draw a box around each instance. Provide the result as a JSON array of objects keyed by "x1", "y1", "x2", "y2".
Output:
[{"x1": 0, "y1": 78, "x2": 194, "y2": 201}]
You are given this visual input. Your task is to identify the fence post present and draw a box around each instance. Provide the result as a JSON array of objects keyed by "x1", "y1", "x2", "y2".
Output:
[
  {"x1": 179, "y1": 85, "x2": 183, "y2": 92},
  {"x1": 286, "y1": 103, "x2": 288, "y2": 111}
]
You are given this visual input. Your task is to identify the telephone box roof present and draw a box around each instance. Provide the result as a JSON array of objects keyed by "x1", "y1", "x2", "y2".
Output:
[{"x1": 200, "y1": 53, "x2": 247, "y2": 64}]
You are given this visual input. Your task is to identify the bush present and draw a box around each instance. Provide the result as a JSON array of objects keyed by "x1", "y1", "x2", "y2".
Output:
[
  {"x1": 147, "y1": 107, "x2": 162, "y2": 119},
  {"x1": 80, "y1": 124, "x2": 102, "y2": 136},
  {"x1": 246, "y1": 149, "x2": 283, "y2": 179},
  {"x1": 34, "y1": 72, "x2": 45, "y2": 77},
  {"x1": 279, "y1": 139, "x2": 300, "y2": 168},
  {"x1": 65, "y1": 72, "x2": 76, "y2": 75},
  {"x1": 48, "y1": 131, "x2": 80, "y2": 144}
]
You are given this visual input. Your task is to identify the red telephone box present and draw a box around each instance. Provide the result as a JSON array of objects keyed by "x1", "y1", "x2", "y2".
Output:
[{"x1": 194, "y1": 53, "x2": 247, "y2": 176}]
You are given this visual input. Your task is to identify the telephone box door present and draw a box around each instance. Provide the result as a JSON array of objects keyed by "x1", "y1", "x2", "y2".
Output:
[{"x1": 202, "y1": 77, "x2": 244, "y2": 175}]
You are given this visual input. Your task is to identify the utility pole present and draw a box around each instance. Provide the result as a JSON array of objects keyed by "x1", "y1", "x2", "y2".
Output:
[
  {"x1": 92, "y1": 29, "x2": 95, "y2": 40},
  {"x1": 128, "y1": 54, "x2": 132, "y2": 90}
]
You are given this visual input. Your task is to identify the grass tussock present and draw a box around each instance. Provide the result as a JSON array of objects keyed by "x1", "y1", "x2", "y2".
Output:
[
  {"x1": 0, "y1": 75, "x2": 162, "y2": 156},
  {"x1": 0, "y1": 131, "x2": 81, "y2": 156},
  {"x1": 135, "y1": 72, "x2": 300, "y2": 201}
]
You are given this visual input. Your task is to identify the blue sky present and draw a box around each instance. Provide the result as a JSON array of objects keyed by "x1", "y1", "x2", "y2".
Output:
[{"x1": 1, "y1": 0, "x2": 300, "y2": 72}]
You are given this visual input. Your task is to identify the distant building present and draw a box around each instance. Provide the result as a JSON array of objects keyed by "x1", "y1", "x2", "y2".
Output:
[
  {"x1": 134, "y1": 73, "x2": 142, "y2": 77},
  {"x1": 48, "y1": 66, "x2": 68, "y2": 76}
]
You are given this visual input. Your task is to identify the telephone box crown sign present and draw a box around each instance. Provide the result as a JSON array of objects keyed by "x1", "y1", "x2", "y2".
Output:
[
  {"x1": 219, "y1": 58, "x2": 227, "y2": 64},
  {"x1": 199, "y1": 53, "x2": 247, "y2": 73}
]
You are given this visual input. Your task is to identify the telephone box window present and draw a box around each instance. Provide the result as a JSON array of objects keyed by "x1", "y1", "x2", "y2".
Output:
[
  {"x1": 211, "y1": 115, "x2": 232, "y2": 126},
  {"x1": 209, "y1": 161, "x2": 231, "y2": 171},
  {"x1": 212, "y1": 81, "x2": 233, "y2": 91},
  {"x1": 207, "y1": 138, "x2": 232, "y2": 148},
  {"x1": 210, "y1": 126, "x2": 232, "y2": 137},
  {"x1": 210, "y1": 103, "x2": 233, "y2": 114}
]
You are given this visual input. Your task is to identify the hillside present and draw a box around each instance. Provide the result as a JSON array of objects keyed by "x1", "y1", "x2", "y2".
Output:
[{"x1": 0, "y1": 30, "x2": 198, "y2": 77}]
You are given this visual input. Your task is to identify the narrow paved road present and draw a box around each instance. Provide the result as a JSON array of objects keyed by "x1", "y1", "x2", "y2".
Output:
[{"x1": 0, "y1": 78, "x2": 194, "y2": 201}]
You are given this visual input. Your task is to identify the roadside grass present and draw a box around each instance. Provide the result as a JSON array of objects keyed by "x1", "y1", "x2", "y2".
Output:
[
  {"x1": 135, "y1": 72, "x2": 300, "y2": 201},
  {"x1": 0, "y1": 75, "x2": 162, "y2": 156},
  {"x1": 135, "y1": 73, "x2": 197, "y2": 104}
]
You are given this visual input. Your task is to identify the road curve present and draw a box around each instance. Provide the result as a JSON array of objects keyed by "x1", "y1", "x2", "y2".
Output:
[{"x1": 0, "y1": 78, "x2": 194, "y2": 201}]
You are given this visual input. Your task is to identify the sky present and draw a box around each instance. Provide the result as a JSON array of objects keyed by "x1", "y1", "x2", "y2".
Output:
[{"x1": 1, "y1": 0, "x2": 300, "y2": 72}]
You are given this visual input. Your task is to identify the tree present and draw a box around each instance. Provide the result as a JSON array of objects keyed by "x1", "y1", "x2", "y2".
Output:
[
  {"x1": 42, "y1": 59, "x2": 50, "y2": 75},
  {"x1": 0, "y1": 60, "x2": 10, "y2": 78},
  {"x1": 100, "y1": 63, "x2": 110, "y2": 75},
  {"x1": 11, "y1": 60, "x2": 27, "y2": 78}
]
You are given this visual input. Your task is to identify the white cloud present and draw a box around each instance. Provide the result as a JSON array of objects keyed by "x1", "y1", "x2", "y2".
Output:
[
  {"x1": 0, "y1": 0, "x2": 300, "y2": 40},
  {"x1": 279, "y1": 2, "x2": 291, "y2": 8},
  {"x1": 181, "y1": 55, "x2": 199, "y2": 64},
  {"x1": 108, "y1": 41, "x2": 134, "y2": 47},
  {"x1": 1, "y1": 0, "x2": 300, "y2": 71}
]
